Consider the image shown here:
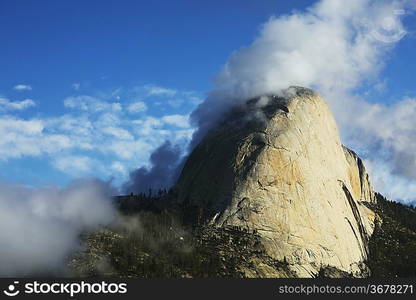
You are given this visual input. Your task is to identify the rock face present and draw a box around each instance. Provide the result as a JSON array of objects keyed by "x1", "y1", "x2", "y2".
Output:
[{"x1": 176, "y1": 87, "x2": 377, "y2": 277}]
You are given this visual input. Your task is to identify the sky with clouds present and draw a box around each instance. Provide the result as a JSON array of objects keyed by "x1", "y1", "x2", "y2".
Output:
[
  {"x1": 1, "y1": 0, "x2": 416, "y2": 203},
  {"x1": 0, "y1": 0, "x2": 291, "y2": 187},
  {"x1": 0, "y1": 81, "x2": 200, "y2": 187}
]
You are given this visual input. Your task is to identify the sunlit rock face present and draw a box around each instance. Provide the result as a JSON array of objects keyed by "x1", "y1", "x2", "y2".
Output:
[{"x1": 176, "y1": 86, "x2": 377, "y2": 277}]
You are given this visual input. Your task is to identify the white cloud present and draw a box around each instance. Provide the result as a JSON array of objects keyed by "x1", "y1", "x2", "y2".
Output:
[
  {"x1": 53, "y1": 155, "x2": 97, "y2": 176},
  {"x1": 101, "y1": 126, "x2": 134, "y2": 140},
  {"x1": 171, "y1": 128, "x2": 195, "y2": 143},
  {"x1": 13, "y1": 84, "x2": 32, "y2": 91},
  {"x1": 208, "y1": 0, "x2": 407, "y2": 102},
  {"x1": 161, "y1": 114, "x2": 190, "y2": 128},
  {"x1": 365, "y1": 158, "x2": 416, "y2": 204},
  {"x1": 111, "y1": 161, "x2": 128, "y2": 176},
  {"x1": 0, "y1": 115, "x2": 98, "y2": 160},
  {"x1": 191, "y1": 0, "x2": 416, "y2": 202},
  {"x1": 0, "y1": 118, "x2": 51, "y2": 159},
  {"x1": 167, "y1": 98, "x2": 184, "y2": 108},
  {"x1": 0, "y1": 117, "x2": 73, "y2": 159},
  {"x1": 127, "y1": 84, "x2": 204, "y2": 110},
  {"x1": 144, "y1": 84, "x2": 177, "y2": 96},
  {"x1": 104, "y1": 139, "x2": 154, "y2": 160},
  {"x1": 186, "y1": 95, "x2": 203, "y2": 106},
  {"x1": 133, "y1": 114, "x2": 192, "y2": 136},
  {"x1": 47, "y1": 114, "x2": 94, "y2": 138},
  {"x1": 0, "y1": 84, "x2": 199, "y2": 186},
  {"x1": 0, "y1": 117, "x2": 43, "y2": 135},
  {"x1": 64, "y1": 95, "x2": 122, "y2": 113},
  {"x1": 343, "y1": 96, "x2": 416, "y2": 181},
  {"x1": 0, "y1": 97, "x2": 36, "y2": 111},
  {"x1": 127, "y1": 101, "x2": 147, "y2": 113},
  {"x1": 0, "y1": 179, "x2": 117, "y2": 276},
  {"x1": 133, "y1": 116, "x2": 163, "y2": 136}
]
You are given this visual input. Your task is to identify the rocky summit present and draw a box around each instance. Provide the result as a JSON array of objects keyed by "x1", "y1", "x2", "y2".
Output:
[{"x1": 175, "y1": 87, "x2": 377, "y2": 277}]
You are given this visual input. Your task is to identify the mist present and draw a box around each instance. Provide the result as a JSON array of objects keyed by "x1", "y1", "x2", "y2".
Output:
[{"x1": 0, "y1": 179, "x2": 117, "y2": 276}]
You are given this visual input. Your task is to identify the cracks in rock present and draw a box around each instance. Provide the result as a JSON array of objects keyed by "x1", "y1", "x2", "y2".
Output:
[
  {"x1": 318, "y1": 244, "x2": 333, "y2": 253},
  {"x1": 266, "y1": 144, "x2": 290, "y2": 152},
  {"x1": 287, "y1": 233, "x2": 304, "y2": 243},
  {"x1": 253, "y1": 130, "x2": 291, "y2": 153},
  {"x1": 326, "y1": 199, "x2": 333, "y2": 208},
  {"x1": 222, "y1": 197, "x2": 262, "y2": 228},
  {"x1": 340, "y1": 181, "x2": 369, "y2": 257},
  {"x1": 257, "y1": 179, "x2": 278, "y2": 191},
  {"x1": 256, "y1": 228, "x2": 280, "y2": 233},
  {"x1": 257, "y1": 180, "x2": 268, "y2": 191}
]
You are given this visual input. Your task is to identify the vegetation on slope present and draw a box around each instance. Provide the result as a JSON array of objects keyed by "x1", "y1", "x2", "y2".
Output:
[
  {"x1": 70, "y1": 202, "x2": 293, "y2": 278},
  {"x1": 367, "y1": 193, "x2": 416, "y2": 277},
  {"x1": 70, "y1": 191, "x2": 416, "y2": 278}
]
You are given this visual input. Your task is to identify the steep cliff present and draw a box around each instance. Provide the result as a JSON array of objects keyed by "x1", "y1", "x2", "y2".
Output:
[{"x1": 176, "y1": 87, "x2": 377, "y2": 277}]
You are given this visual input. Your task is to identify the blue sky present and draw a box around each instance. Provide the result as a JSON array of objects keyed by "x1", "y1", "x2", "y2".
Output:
[
  {"x1": 1, "y1": 0, "x2": 416, "y2": 197},
  {"x1": 0, "y1": 0, "x2": 310, "y2": 187}
]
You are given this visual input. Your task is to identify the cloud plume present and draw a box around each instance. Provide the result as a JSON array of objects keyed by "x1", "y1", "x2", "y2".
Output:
[
  {"x1": 0, "y1": 179, "x2": 117, "y2": 276},
  {"x1": 189, "y1": 0, "x2": 416, "y2": 203},
  {"x1": 192, "y1": 0, "x2": 410, "y2": 134},
  {"x1": 125, "y1": 0, "x2": 416, "y2": 203},
  {"x1": 123, "y1": 141, "x2": 183, "y2": 194}
]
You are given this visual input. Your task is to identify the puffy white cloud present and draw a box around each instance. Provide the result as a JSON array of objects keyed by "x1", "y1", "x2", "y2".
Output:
[
  {"x1": 0, "y1": 117, "x2": 76, "y2": 159},
  {"x1": 161, "y1": 114, "x2": 190, "y2": 128},
  {"x1": 46, "y1": 114, "x2": 94, "y2": 138},
  {"x1": 0, "y1": 117, "x2": 43, "y2": 134},
  {"x1": 0, "y1": 83, "x2": 197, "y2": 185},
  {"x1": 0, "y1": 112, "x2": 174, "y2": 172},
  {"x1": 133, "y1": 113, "x2": 191, "y2": 136},
  {"x1": 52, "y1": 155, "x2": 98, "y2": 176},
  {"x1": 201, "y1": 0, "x2": 407, "y2": 105},
  {"x1": 132, "y1": 117, "x2": 163, "y2": 137},
  {"x1": 104, "y1": 139, "x2": 155, "y2": 160},
  {"x1": 111, "y1": 161, "x2": 128, "y2": 176},
  {"x1": 144, "y1": 84, "x2": 177, "y2": 96},
  {"x1": 0, "y1": 97, "x2": 36, "y2": 111},
  {"x1": 128, "y1": 84, "x2": 203, "y2": 110},
  {"x1": 341, "y1": 96, "x2": 416, "y2": 194},
  {"x1": 101, "y1": 126, "x2": 134, "y2": 140},
  {"x1": 64, "y1": 95, "x2": 122, "y2": 113},
  {"x1": 13, "y1": 84, "x2": 32, "y2": 91},
  {"x1": 127, "y1": 101, "x2": 147, "y2": 113},
  {"x1": 365, "y1": 158, "x2": 416, "y2": 204}
]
